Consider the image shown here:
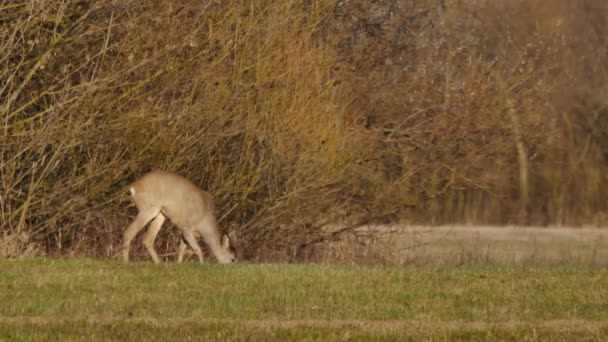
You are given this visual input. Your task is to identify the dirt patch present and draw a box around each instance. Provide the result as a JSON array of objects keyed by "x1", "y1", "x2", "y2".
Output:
[{"x1": 1, "y1": 316, "x2": 606, "y2": 333}]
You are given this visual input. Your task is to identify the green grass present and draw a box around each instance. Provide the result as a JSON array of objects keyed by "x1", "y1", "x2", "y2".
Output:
[{"x1": 1, "y1": 259, "x2": 607, "y2": 340}]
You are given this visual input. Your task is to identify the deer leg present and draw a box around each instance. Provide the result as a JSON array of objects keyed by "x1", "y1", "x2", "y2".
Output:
[
  {"x1": 123, "y1": 208, "x2": 160, "y2": 262},
  {"x1": 177, "y1": 237, "x2": 188, "y2": 263},
  {"x1": 182, "y1": 229, "x2": 205, "y2": 264},
  {"x1": 143, "y1": 212, "x2": 166, "y2": 264}
]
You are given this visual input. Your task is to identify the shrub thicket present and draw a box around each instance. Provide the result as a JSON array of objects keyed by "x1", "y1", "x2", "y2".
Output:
[{"x1": 1, "y1": 0, "x2": 607, "y2": 259}]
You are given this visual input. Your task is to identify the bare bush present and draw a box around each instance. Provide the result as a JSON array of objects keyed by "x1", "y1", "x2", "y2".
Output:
[{"x1": 1, "y1": 0, "x2": 607, "y2": 261}]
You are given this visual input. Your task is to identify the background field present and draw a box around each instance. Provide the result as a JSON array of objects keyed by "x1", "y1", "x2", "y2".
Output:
[
  {"x1": 1, "y1": 259, "x2": 607, "y2": 340},
  {"x1": 293, "y1": 225, "x2": 608, "y2": 269}
]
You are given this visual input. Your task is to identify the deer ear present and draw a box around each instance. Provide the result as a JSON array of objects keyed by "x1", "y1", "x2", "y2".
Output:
[
  {"x1": 228, "y1": 230, "x2": 239, "y2": 242},
  {"x1": 221, "y1": 234, "x2": 231, "y2": 249}
]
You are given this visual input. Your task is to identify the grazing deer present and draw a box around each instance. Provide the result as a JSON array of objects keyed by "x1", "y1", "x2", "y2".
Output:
[{"x1": 122, "y1": 171, "x2": 236, "y2": 264}]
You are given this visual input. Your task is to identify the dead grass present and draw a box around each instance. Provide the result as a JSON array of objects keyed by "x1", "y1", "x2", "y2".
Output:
[
  {"x1": 305, "y1": 225, "x2": 608, "y2": 267},
  {"x1": 2, "y1": 316, "x2": 606, "y2": 334},
  {"x1": 0, "y1": 231, "x2": 41, "y2": 259}
]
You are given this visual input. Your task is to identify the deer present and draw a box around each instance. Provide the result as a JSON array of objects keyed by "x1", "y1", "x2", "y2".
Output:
[{"x1": 122, "y1": 171, "x2": 236, "y2": 264}]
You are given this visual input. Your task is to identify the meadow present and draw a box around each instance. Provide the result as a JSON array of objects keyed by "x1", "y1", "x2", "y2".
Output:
[{"x1": 1, "y1": 255, "x2": 607, "y2": 340}]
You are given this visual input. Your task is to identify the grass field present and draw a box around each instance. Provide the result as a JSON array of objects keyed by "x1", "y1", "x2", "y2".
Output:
[
  {"x1": 389, "y1": 226, "x2": 608, "y2": 266},
  {"x1": 1, "y1": 259, "x2": 607, "y2": 340}
]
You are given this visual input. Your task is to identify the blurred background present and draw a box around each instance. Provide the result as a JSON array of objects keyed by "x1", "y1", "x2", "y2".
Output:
[{"x1": 1, "y1": 0, "x2": 607, "y2": 261}]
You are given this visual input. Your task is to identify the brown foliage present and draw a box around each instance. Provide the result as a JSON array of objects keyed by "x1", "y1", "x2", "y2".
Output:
[{"x1": 1, "y1": 0, "x2": 607, "y2": 260}]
